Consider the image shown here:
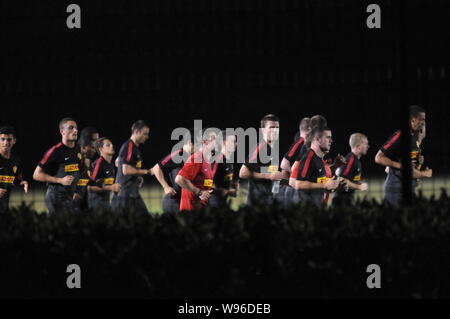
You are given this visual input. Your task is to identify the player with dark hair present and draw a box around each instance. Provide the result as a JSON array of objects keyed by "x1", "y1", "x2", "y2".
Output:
[
  {"x1": 239, "y1": 114, "x2": 283, "y2": 206},
  {"x1": 111, "y1": 120, "x2": 153, "y2": 213},
  {"x1": 375, "y1": 105, "x2": 432, "y2": 206},
  {"x1": 280, "y1": 117, "x2": 310, "y2": 206},
  {"x1": 333, "y1": 133, "x2": 370, "y2": 206},
  {"x1": 0, "y1": 126, "x2": 28, "y2": 213},
  {"x1": 175, "y1": 129, "x2": 219, "y2": 211},
  {"x1": 33, "y1": 117, "x2": 81, "y2": 213},
  {"x1": 209, "y1": 130, "x2": 238, "y2": 209},
  {"x1": 88, "y1": 137, "x2": 121, "y2": 210},
  {"x1": 289, "y1": 126, "x2": 341, "y2": 207},
  {"x1": 152, "y1": 129, "x2": 195, "y2": 213}
]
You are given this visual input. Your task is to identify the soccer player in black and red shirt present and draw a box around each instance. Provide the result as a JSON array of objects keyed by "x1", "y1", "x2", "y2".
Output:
[
  {"x1": 88, "y1": 137, "x2": 121, "y2": 210},
  {"x1": 111, "y1": 120, "x2": 153, "y2": 213},
  {"x1": 0, "y1": 126, "x2": 28, "y2": 213},
  {"x1": 280, "y1": 117, "x2": 310, "y2": 206},
  {"x1": 375, "y1": 106, "x2": 432, "y2": 206},
  {"x1": 152, "y1": 129, "x2": 195, "y2": 213},
  {"x1": 33, "y1": 118, "x2": 82, "y2": 214},
  {"x1": 333, "y1": 133, "x2": 370, "y2": 206},
  {"x1": 209, "y1": 130, "x2": 238, "y2": 209},
  {"x1": 239, "y1": 114, "x2": 283, "y2": 206},
  {"x1": 289, "y1": 126, "x2": 341, "y2": 207},
  {"x1": 175, "y1": 129, "x2": 219, "y2": 211}
]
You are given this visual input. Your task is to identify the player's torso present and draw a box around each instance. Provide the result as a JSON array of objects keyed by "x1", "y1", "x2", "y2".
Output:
[{"x1": 0, "y1": 155, "x2": 19, "y2": 191}]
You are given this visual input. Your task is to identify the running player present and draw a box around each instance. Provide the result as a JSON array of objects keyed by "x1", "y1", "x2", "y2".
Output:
[
  {"x1": 88, "y1": 137, "x2": 121, "y2": 210},
  {"x1": 289, "y1": 126, "x2": 341, "y2": 207},
  {"x1": 209, "y1": 130, "x2": 238, "y2": 209},
  {"x1": 333, "y1": 133, "x2": 370, "y2": 206},
  {"x1": 111, "y1": 120, "x2": 153, "y2": 213},
  {"x1": 0, "y1": 126, "x2": 28, "y2": 213},
  {"x1": 280, "y1": 117, "x2": 310, "y2": 206},
  {"x1": 375, "y1": 105, "x2": 432, "y2": 206},
  {"x1": 175, "y1": 129, "x2": 219, "y2": 211},
  {"x1": 33, "y1": 118, "x2": 81, "y2": 214},
  {"x1": 239, "y1": 114, "x2": 283, "y2": 206},
  {"x1": 152, "y1": 129, "x2": 195, "y2": 213}
]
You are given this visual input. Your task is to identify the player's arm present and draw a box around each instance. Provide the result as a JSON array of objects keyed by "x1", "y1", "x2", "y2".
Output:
[
  {"x1": 413, "y1": 167, "x2": 432, "y2": 179},
  {"x1": 280, "y1": 158, "x2": 292, "y2": 180},
  {"x1": 175, "y1": 175, "x2": 211, "y2": 200},
  {"x1": 289, "y1": 178, "x2": 339, "y2": 191},
  {"x1": 375, "y1": 150, "x2": 401, "y2": 169},
  {"x1": 341, "y1": 178, "x2": 368, "y2": 191},
  {"x1": 152, "y1": 163, "x2": 177, "y2": 196},
  {"x1": 239, "y1": 164, "x2": 282, "y2": 181},
  {"x1": 122, "y1": 164, "x2": 152, "y2": 176},
  {"x1": 33, "y1": 166, "x2": 73, "y2": 186}
]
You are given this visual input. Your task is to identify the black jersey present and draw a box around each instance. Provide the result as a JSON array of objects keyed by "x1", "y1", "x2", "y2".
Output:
[
  {"x1": 380, "y1": 130, "x2": 421, "y2": 188},
  {"x1": 157, "y1": 148, "x2": 188, "y2": 199},
  {"x1": 244, "y1": 140, "x2": 279, "y2": 205},
  {"x1": 115, "y1": 139, "x2": 144, "y2": 198},
  {"x1": 0, "y1": 154, "x2": 22, "y2": 210},
  {"x1": 38, "y1": 143, "x2": 82, "y2": 196},
  {"x1": 283, "y1": 137, "x2": 305, "y2": 166},
  {"x1": 75, "y1": 169, "x2": 91, "y2": 198},
  {"x1": 291, "y1": 149, "x2": 332, "y2": 206},
  {"x1": 88, "y1": 156, "x2": 116, "y2": 206},
  {"x1": 335, "y1": 152, "x2": 362, "y2": 198}
]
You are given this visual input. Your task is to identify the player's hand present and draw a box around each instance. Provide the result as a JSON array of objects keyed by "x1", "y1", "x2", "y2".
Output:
[
  {"x1": 228, "y1": 188, "x2": 237, "y2": 197},
  {"x1": 111, "y1": 183, "x2": 122, "y2": 193},
  {"x1": 73, "y1": 193, "x2": 81, "y2": 201},
  {"x1": 60, "y1": 175, "x2": 74, "y2": 186},
  {"x1": 146, "y1": 168, "x2": 153, "y2": 176},
  {"x1": 418, "y1": 155, "x2": 425, "y2": 166},
  {"x1": 332, "y1": 154, "x2": 347, "y2": 168},
  {"x1": 20, "y1": 181, "x2": 29, "y2": 193},
  {"x1": 324, "y1": 176, "x2": 340, "y2": 191},
  {"x1": 423, "y1": 168, "x2": 432, "y2": 178},
  {"x1": 269, "y1": 171, "x2": 283, "y2": 181},
  {"x1": 199, "y1": 190, "x2": 213, "y2": 201},
  {"x1": 0, "y1": 188, "x2": 7, "y2": 198},
  {"x1": 359, "y1": 182, "x2": 369, "y2": 191},
  {"x1": 164, "y1": 186, "x2": 177, "y2": 197}
]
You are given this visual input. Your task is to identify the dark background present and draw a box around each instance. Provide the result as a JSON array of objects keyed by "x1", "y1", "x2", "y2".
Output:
[{"x1": 2, "y1": 0, "x2": 449, "y2": 182}]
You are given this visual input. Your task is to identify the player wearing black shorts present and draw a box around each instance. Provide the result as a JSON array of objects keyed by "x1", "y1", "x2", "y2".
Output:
[
  {"x1": 33, "y1": 118, "x2": 82, "y2": 214},
  {"x1": 239, "y1": 114, "x2": 283, "y2": 206},
  {"x1": 88, "y1": 137, "x2": 120, "y2": 210},
  {"x1": 375, "y1": 106, "x2": 432, "y2": 207},
  {"x1": 333, "y1": 133, "x2": 370, "y2": 206},
  {"x1": 289, "y1": 127, "x2": 341, "y2": 207},
  {"x1": 280, "y1": 117, "x2": 310, "y2": 206},
  {"x1": 111, "y1": 120, "x2": 153, "y2": 213},
  {"x1": 209, "y1": 130, "x2": 238, "y2": 209},
  {"x1": 152, "y1": 129, "x2": 195, "y2": 213},
  {"x1": 0, "y1": 126, "x2": 28, "y2": 213}
]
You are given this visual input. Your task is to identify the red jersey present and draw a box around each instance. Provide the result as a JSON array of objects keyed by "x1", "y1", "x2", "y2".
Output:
[{"x1": 177, "y1": 152, "x2": 218, "y2": 211}]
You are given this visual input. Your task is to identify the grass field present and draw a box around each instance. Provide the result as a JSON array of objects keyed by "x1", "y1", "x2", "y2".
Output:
[{"x1": 9, "y1": 177, "x2": 450, "y2": 214}]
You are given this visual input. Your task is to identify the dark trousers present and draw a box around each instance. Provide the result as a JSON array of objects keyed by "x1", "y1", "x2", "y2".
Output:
[
  {"x1": 45, "y1": 189, "x2": 76, "y2": 214},
  {"x1": 162, "y1": 195, "x2": 180, "y2": 213},
  {"x1": 111, "y1": 194, "x2": 148, "y2": 213},
  {"x1": 0, "y1": 195, "x2": 10, "y2": 213}
]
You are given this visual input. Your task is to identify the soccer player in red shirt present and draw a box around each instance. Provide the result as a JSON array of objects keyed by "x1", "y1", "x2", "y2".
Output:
[{"x1": 175, "y1": 129, "x2": 219, "y2": 211}]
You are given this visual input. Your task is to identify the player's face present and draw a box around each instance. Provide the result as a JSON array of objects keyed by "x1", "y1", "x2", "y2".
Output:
[
  {"x1": 183, "y1": 141, "x2": 194, "y2": 154},
  {"x1": 61, "y1": 121, "x2": 78, "y2": 141},
  {"x1": 411, "y1": 112, "x2": 426, "y2": 132},
  {"x1": 91, "y1": 133, "x2": 100, "y2": 141},
  {"x1": 101, "y1": 139, "x2": 115, "y2": 156},
  {"x1": 318, "y1": 130, "x2": 333, "y2": 153},
  {"x1": 137, "y1": 127, "x2": 150, "y2": 144},
  {"x1": 359, "y1": 138, "x2": 370, "y2": 155},
  {"x1": 223, "y1": 135, "x2": 237, "y2": 155},
  {"x1": 263, "y1": 121, "x2": 280, "y2": 142},
  {"x1": 203, "y1": 132, "x2": 218, "y2": 152},
  {"x1": 0, "y1": 134, "x2": 16, "y2": 153},
  {"x1": 83, "y1": 143, "x2": 96, "y2": 159}
]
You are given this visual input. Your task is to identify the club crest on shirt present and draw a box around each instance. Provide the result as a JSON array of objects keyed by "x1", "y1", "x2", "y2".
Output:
[
  {"x1": 78, "y1": 153, "x2": 82, "y2": 160},
  {"x1": 13, "y1": 166, "x2": 18, "y2": 174}
]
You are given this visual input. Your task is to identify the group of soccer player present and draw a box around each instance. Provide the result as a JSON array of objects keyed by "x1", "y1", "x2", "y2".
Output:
[{"x1": 0, "y1": 105, "x2": 432, "y2": 214}]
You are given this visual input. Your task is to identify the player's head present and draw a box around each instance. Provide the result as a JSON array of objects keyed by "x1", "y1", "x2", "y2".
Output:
[
  {"x1": 95, "y1": 137, "x2": 115, "y2": 157},
  {"x1": 299, "y1": 117, "x2": 311, "y2": 137},
  {"x1": 311, "y1": 126, "x2": 332, "y2": 154},
  {"x1": 310, "y1": 115, "x2": 327, "y2": 130},
  {"x1": 80, "y1": 126, "x2": 99, "y2": 143},
  {"x1": 220, "y1": 130, "x2": 237, "y2": 157},
  {"x1": 182, "y1": 128, "x2": 196, "y2": 154},
  {"x1": 410, "y1": 105, "x2": 426, "y2": 132},
  {"x1": 59, "y1": 117, "x2": 78, "y2": 142},
  {"x1": 349, "y1": 133, "x2": 369, "y2": 156},
  {"x1": 0, "y1": 126, "x2": 17, "y2": 154},
  {"x1": 131, "y1": 120, "x2": 150, "y2": 145},
  {"x1": 78, "y1": 134, "x2": 96, "y2": 159},
  {"x1": 201, "y1": 128, "x2": 218, "y2": 152},
  {"x1": 260, "y1": 114, "x2": 280, "y2": 142}
]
